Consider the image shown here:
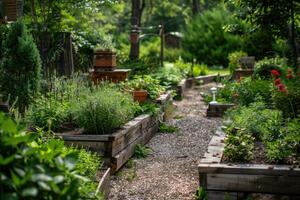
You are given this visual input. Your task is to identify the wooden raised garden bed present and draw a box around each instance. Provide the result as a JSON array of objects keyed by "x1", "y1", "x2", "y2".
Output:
[
  {"x1": 58, "y1": 92, "x2": 172, "y2": 173},
  {"x1": 198, "y1": 128, "x2": 300, "y2": 200}
]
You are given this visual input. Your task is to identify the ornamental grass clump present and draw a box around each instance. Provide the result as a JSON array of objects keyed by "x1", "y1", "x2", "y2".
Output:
[{"x1": 73, "y1": 86, "x2": 136, "y2": 135}]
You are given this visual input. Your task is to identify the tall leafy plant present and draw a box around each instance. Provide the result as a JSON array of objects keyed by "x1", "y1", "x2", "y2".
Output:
[
  {"x1": 182, "y1": 7, "x2": 242, "y2": 67},
  {"x1": 0, "y1": 20, "x2": 41, "y2": 112}
]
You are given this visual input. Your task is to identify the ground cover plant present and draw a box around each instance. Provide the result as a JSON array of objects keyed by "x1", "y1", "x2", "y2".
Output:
[{"x1": 0, "y1": 113, "x2": 104, "y2": 199}]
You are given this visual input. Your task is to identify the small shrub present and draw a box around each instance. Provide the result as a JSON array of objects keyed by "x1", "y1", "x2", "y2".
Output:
[
  {"x1": 228, "y1": 51, "x2": 247, "y2": 73},
  {"x1": 25, "y1": 94, "x2": 69, "y2": 131},
  {"x1": 154, "y1": 65, "x2": 185, "y2": 89},
  {"x1": 224, "y1": 129, "x2": 254, "y2": 162},
  {"x1": 267, "y1": 119, "x2": 300, "y2": 163},
  {"x1": 134, "y1": 102, "x2": 160, "y2": 117},
  {"x1": 253, "y1": 64, "x2": 283, "y2": 79},
  {"x1": 273, "y1": 77, "x2": 300, "y2": 119},
  {"x1": 193, "y1": 63, "x2": 208, "y2": 77},
  {"x1": 195, "y1": 187, "x2": 208, "y2": 200},
  {"x1": 0, "y1": 113, "x2": 103, "y2": 200},
  {"x1": 159, "y1": 122, "x2": 177, "y2": 133},
  {"x1": 121, "y1": 75, "x2": 165, "y2": 100},
  {"x1": 72, "y1": 86, "x2": 136, "y2": 135},
  {"x1": 234, "y1": 78, "x2": 273, "y2": 106},
  {"x1": 134, "y1": 144, "x2": 151, "y2": 159}
]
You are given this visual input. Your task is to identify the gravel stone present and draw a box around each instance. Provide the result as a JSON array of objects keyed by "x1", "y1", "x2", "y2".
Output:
[{"x1": 109, "y1": 84, "x2": 221, "y2": 200}]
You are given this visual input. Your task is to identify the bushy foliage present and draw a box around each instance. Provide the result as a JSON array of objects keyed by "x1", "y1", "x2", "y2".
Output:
[
  {"x1": 0, "y1": 24, "x2": 8, "y2": 59},
  {"x1": 253, "y1": 64, "x2": 283, "y2": 79},
  {"x1": 228, "y1": 51, "x2": 247, "y2": 73},
  {"x1": 0, "y1": 113, "x2": 103, "y2": 199},
  {"x1": 183, "y1": 7, "x2": 242, "y2": 67},
  {"x1": 134, "y1": 144, "x2": 151, "y2": 159},
  {"x1": 121, "y1": 75, "x2": 165, "y2": 100},
  {"x1": 72, "y1": 86, "x2": 136, "y2": 135},
  {"x1": 224, "y1": 102, "x2": 283, "y2": 139},
  {"x1": 272, "y1": 76, "x2": 300, "y2": 119},
  {"x1": 26, "y1": 94, "x2": 69, "y2": 131},
  {"x1": 153, "y1": 64, "x2": 185, "y2": 89},
  {"x1": 0, "y1": 21, "x2": 41, "y2": 112},
  {"x1": 25, "y1": 74, "x2": 91, "y2": 131},
  {"x1": 234, "y1": 78, "x2": 273, "y2": 106},
  {"x1": 224, "y1": 129, "x2": 254, "y2": 162}
]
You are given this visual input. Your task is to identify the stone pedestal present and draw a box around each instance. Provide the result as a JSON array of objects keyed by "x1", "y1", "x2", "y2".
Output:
[{"x1": 206, "y1": 103, "x2": 235, "y2": 117}]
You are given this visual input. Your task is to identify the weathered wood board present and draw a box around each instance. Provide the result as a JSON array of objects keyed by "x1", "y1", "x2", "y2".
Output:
[{"x1": 198, "y1": 128, "x2": 300, "y2": 199}]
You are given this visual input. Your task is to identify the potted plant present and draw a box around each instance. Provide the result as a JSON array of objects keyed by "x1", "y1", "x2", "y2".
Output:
[
  {"x1": 122, "y1": 78, "x2": 148, "y2": 103},
  {"x1": 93, "y1": 36, "x2": 116, "y2": 71}
]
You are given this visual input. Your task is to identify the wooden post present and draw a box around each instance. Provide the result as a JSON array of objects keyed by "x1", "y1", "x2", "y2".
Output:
[{"x1": 130, "y1": 25, "x2": 140, "y2": 60}]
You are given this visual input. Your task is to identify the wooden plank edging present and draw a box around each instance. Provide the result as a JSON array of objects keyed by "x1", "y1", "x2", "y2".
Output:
[
  {"x1": 95, "y1": 168, "x2": 110, "y2": 199},
  {"x1": 198, "y1": 127, "x2": 300, "y2": 197}
]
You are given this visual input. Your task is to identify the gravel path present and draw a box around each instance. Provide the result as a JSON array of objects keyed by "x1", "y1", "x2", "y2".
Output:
[{"x1": 109, "y1": 84, "x2": 221, "y2": 200}]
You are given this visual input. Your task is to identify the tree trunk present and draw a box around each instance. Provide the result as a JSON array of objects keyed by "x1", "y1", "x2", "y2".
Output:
[
  {"x1": 192, "y1": 0, "x2": 200, "y2": 15},
  {"x1": 30, "y1": 0, "x2": 38, "y2": 32},
  {"x1": 130, "y1": 0, "x2": 142, "y2": 60}
]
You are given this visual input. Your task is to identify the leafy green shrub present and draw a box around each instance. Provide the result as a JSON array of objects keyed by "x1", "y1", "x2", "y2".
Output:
[
  {"x1": 134, "y1": 144, "x2": 151, "y2": 159},
  {"x1": 72, "y1": 148, "x2": 103, "y2": 180},
  {"x1": 253, "y1": 64, "x2": 283, "y2": 79},
  {"x1": 119, "y1": 56, "x2": 160, "y2": 76},
  {"x1": 225, "y1": 102, "x2": 283, "y2": 139},
  {"x1": 273, "y1": 77, "x2": 300, "y2": 119},
  {"x1": 0, "y1": 20, "x2": 41, "y2": 113},
  {"x1": 234, "y1": 78, "x2": 273, "y2": 106},
  {"x1": 164, "y1": 48, "x2": 183, "y2": 62},
  {"x1": 159, "y1": 122, "x2": 177, "y2": 133},
  {"x1": 72, "y1": 86, "x2": 136, "y2": 134},
  {"x1": 228, "y1": 51, "x2": 247, "y2": 73},
  {"x1": 224, "y1": 129, "x2": 254, "y2": 162},
  {"x1": 182, "y1": 7, "x2": 242, "y2": 67},
  {"x1": 0, "y1": 113, "x2": 103, "y2": 199},
  {"x1": 26, "y1": 74, "x2": 91, "y2": 131},
  {"x1": 195, "y1": 187, "x2": 208, "y2": 200},
  {"x1": 193, "y1": 63, "x2": 208, "y2": 77},
  {"x1": 153, "y1": 65, "x2": 185, "y2": 89},
  {"x1": 0, "y1": 24, "x2": 8, "y2": 59},
  {"x1": 121, "y1": 75, "x2": 165, "y2": 100},
  {"x1": 134, "y1": 102, "x2": 159, "y2": 117},
  {"x1": 26, "y1": 94, "x2": 69, "y2": 131}
]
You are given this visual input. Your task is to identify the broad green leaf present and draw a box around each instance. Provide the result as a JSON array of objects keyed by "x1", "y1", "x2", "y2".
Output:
[
  {"x1": 38, "y1": 181, "x2": 51, "y2": 191},
  {"x1": 31, "y1": 174, "x2": 53, "y2": 182},
  {"x1": 53, "y1": 175, "x2": 64, "y2": 184},
  {"x1": 22, "y1": 187, "x2": 38, "y2": 197},
  {"x1": 0, "y1": 155, "x2": 15, "y2": 165}
]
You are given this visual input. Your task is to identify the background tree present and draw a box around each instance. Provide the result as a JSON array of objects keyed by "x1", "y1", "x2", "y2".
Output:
[
  {"x1": 0, "y1": 21, "x2": 41, "y2": 112},
  {"x1": 232, "y1": 0, "x2": 300, "y2": 68},
  {"x1": 182, "y1": 7, "x2": 243, "y2": 66}
]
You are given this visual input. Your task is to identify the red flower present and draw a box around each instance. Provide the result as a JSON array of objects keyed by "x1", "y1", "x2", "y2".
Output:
[
  {"x1": 277, "y1": 83, "x2": 287, "y2": 93},
  {"x1": 271, "y1": 69, "x2": 280, "y2": 77},
  {"x1": 287, "y1": 74, "x2": 293, "y2": 79},
  {"x1": 274, "y1": 78, "x2": 281, "y2": 85}
]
